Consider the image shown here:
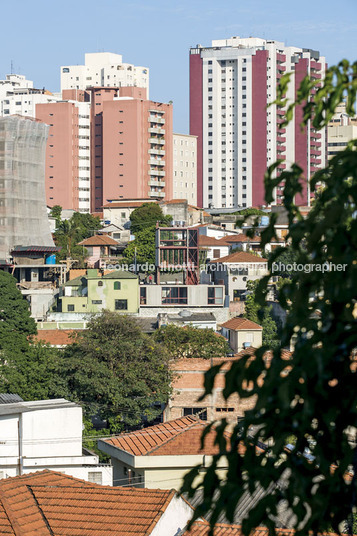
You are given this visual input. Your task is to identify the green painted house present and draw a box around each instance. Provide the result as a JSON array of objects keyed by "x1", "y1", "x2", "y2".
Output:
[{"x1": 60, "y1": 269, "x2": 139, "y2": 314}]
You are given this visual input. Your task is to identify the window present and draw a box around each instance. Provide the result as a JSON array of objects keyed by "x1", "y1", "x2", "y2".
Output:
[
  {"x1": 88, "y1": 472, "x2": 102, "y2": 484},
  {"x1": 216, "y1": 407, "x2": 234, "y2": 413},
  {"x1": 114, "y1": 281, "x2": 121, "y2": 290},
  {"x1": 183, "y1": 407, "x2": 207, "y2": 421},
  {"x1": 67, "y1": 304, "x2": 74, "y2": 312},
  {"x1": 92, "y1": 300, "x2": 102, "y2": 305},
  {"x1": 140, "y1": 287, "x2": 147, "y2": 305},
  {"x1": 62, "y1": 67, "x2": 70, "y2": 73},
  {"x1": 213, "y1": 249, "x2": 221, "y2": 259},
  {"x1": 208, "y1": 286, "x2": 223, "y2": 305},
  {"x1": 98, "y1": 281, "x2": 103, "y2": 286},
  {"x1": 162, "y1": 286, "x2": 187, "y2": 305},
  {"x1": 115, "y1": 299, "x2": 128, "y2": 310}
]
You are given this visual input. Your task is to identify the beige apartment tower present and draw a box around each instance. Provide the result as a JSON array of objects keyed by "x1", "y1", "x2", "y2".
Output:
[{"x1": 173, "y1": 133, "x2": 197, "y2": 205}]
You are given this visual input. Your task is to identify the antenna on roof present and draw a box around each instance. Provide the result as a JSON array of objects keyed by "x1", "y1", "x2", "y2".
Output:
[{"x1": 10, "y1": 60, "x2": 13, "y2": 74}]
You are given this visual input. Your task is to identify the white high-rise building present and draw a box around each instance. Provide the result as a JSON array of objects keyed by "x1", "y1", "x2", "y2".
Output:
[
  {"x1": 0, "y1": 74, "x2": 60, "y2": 118},
  {"x1": 61, "y1": 52, "x2": 149, "y2": 95},
  {"x1": 173, "y1": 133, "x2": 198, "y2": 205},
  {"x1": 190, "y1": 37, "x2": 327, "y2": 209}
]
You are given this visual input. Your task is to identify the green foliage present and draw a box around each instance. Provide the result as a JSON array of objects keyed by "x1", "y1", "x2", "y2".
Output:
[
  {"x1": 0, "y1": 342, "x2": 65, "y2": 401},
  {"x1": 129, "y1": 203, "x2": 172, "y2": 235},
  {"x1": 244, "y1": 280, "x2": 279, "y2": 348},
  {"x1": 236, "y1": 208, "x2": 267, "y2": 217},
  {"x1": 124, "y1": 227, "x2": 156, "y2": 268},
  {"x1": 183, "y1": 60, "x2": 357, "y2": 536},
  {"x1": 82, "y1": 419, "x2": 110, "y2": 463},
  {"x1": 269, "y1": 247, "x2": 300, "y2": 278},
  {"x1": 60, "y1": 311, "x2": 172, "y2": 432},
  {"x1": 49, "y1": 205, "x2": 62, "y2": 226},
  {"x1": 153, "y1": 324, "x2": 230, "y2": 360},
  {"x1": 0, "y1": 271, "x2": 37, "y2": 352},
  {"x1": 53, "y1": 212, "x2": 102, "y2": 265}
]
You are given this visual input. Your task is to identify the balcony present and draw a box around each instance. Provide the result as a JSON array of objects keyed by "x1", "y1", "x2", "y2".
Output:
[
  {"x1": 148, "y1": 148, "x2": 165, "y2": 156},
  {"x1": 149, "y1": 169, "x2": 165, "y2": 177},
  {"x1": 277, "y1": 127, "x2": 286, "y2": 134},
  {"x1": 148, "y1": 127, "x2": 165, "y2": 135},
  {"x1": 278, "y1": 65, "x2": 286, "y2": 72},
  {"x1": 277, "y1": 117, "x2": 285, "y2": 124},
  {"x1": 277, "y1": 145, "x2": 286, "y2": 153},
  {"x1": 310, "y1": 159, "x2": 321, "y2": 166},
  {"x1": 277, "y1": 136, "x2": 286, "y2": 143},
  {"x1": 149, "y1": 137, "x2": 165, "y2": 145},
  {"x1": 310, "y1": 149, "x2": 321, "y2": 156},
  {"x1": 149, "y1": 179, "x2": 164, "y2": 187},
  {"x1": 148, "y1": 158, "x2": 165, "y2": 166},
  {"x1": 277, "y1": 108, "x2": 285, "y2": 116},
  {"x1": 277, "y1": 53, "x2": 286, "y2": 63},
  {"x1": 149, "y1": 190, "x2": 165, "y2": 198},
  {"x1": 148, "y1": 116, "x2": 165, "y2": 124}
]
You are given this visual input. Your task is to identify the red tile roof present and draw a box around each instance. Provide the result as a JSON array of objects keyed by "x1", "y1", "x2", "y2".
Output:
[
  {"x1": 199, "y1": 235, "x2": 229, "y2": 246},
  {"x1": 223, "y1": 234, "x2": 261, "y2": 243},
  {"x1": 103, "y1": 416, "x2": 230, "y2": 456},
  {"x1": 34, "y1": 329, "x2": 82, "y2": 346},
  {"x1": 163, "y1": 198, "x2": 188, "y2": 204},
  {"x1": 78, "y1": 234, "x2": 119, "y2": 246},
  {"x1": 0, "y1": 470, "x2": 180, "y2": 536},
  {"x1": 220, "y1": 317, "x2": 262, "y2": 331},
  {"x1": 209, "y1": 251, "x2": 267, "y2": 264}
]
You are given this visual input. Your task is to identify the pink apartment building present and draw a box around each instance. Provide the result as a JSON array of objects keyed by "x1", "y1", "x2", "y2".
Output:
[
  {"x1": 37, "y1": 86, "x2": 173, "y2": 213},
  {"x1": 36, "y1": 101, "x2": 80, "y2": 210},
  {"x1": 90, "y1": 86, "x2": 173, "y2": 213}
]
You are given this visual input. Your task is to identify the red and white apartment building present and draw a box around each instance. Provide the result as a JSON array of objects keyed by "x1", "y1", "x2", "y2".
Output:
[{"x1": 190, "y1": 37, "x2": 326, "y2": 209}]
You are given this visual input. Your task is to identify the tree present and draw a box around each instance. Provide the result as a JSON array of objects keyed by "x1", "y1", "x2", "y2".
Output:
[
  {"x1": 0, "y1": 271, "x2": 37, "y2": 352},
  {"x1": 60, "y1": 311, "x2": 172, "y2": 432},
  {"x1": 0, "y1": 341, "x2": 65, "y2": 401},
  {"x1": 49, "y1": 205, "x2": 62, "y2": 227},
  {"x1": 153, "y1": 324, "x2": 230, "y2": 360},
  {"x1": 129, "y1": 202, "x2": 172, "y2": 235},
  {"x1": 124, "y1": 227, "x2": 156, "y2": 267},
  {"x1": 183, "y1": 60, "x2": 357, "y2": 535},
  {"x1": 244, "y1": 280, "x2": 279, "y2": 349},
  {"x1": 53, "y1": 212, "x2": 102, "y2": 265}
]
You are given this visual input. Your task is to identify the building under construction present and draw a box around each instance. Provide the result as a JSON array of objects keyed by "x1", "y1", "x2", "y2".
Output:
[{"x1": 0, "y1": 115, "x2": 54, "y2": 262}]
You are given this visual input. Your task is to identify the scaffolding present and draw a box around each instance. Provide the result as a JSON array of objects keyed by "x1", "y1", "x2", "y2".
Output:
[{"x1": 0, "y1": 116, "x2": 54, "y2": 261}]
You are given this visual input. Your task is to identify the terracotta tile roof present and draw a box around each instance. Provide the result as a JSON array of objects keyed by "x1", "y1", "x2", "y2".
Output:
[
  {"x1": 199, "y1": 235, "x2": 229, "y2": 246},
  {"x1": 223, "y1": 234, "x2": 261, "y2": 243},
  {"x1": 0, "y1": 470, "x2": 180, "y2": 536},
  {"x1": 34, "y1": 329, "x2": 82, "y2": 346},
  {"x1": 103, "y1": 416, "x2": 230, "y2": 456},
  {"x1": 209, "y1": 251, "x2": 267, "y2": 264},
  {"x1": 163, "y1": 199, "x2": 188, "y2": 204},
  {"x1": 220, "y1": 318, "x2": 262, "y2": 331},
  {"x1": 78, "y1": 234, "x2": 119, "y2": 246}
]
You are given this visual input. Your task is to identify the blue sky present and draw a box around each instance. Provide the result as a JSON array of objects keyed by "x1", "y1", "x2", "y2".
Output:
[{"x1": 1, "y1": 0, "x2": 356, "y2": 132}]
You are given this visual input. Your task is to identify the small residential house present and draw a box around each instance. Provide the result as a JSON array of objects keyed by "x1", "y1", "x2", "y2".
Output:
[
  {"x1": 78, "y1": 234, "x2": 121, "y2": 268},
  {"x1": 60, "y1": 269, "x2": 139, "y2": 314},
  {"x1": 157, "y1": 311, "x2": 217, "y2": 330},
  {"x1": 0, "y1": 398, "x2": 112, "y2": 484},
  {"x1": 103, "y1": 199, "x2": 157, "y2": 228},
  {"x1": 209, "y1": 251, "x2": 268, "y2": 304},
  {"x1": 98, "y1": 416, "x2": 229, "y2": 491},
  {"x1": 0, "y1": 470, "x2": 194, "y2": 536},
  {"x1": 198, "y1": 235, "x2": 230, "y2": 261},
  {"x1": 220, "y1": 317, "x2": 263, "y2": 353},
  {"x1": 223, "y1": 234, "x2": 262, "y2": 253}
]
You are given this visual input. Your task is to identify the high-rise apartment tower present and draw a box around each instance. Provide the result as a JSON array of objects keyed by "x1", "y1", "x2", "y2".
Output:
[{"x1": 190, "y1": 37, "x2": 326, "y2": 208}]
